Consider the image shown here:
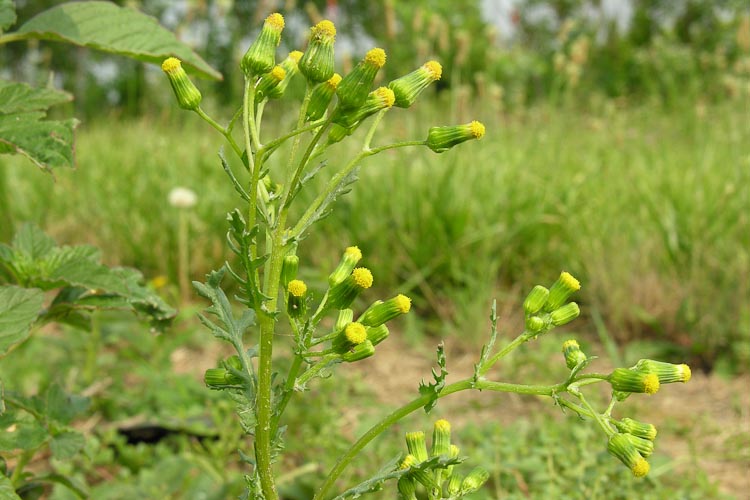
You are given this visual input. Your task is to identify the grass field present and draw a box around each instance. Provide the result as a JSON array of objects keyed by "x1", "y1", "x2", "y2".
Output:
[{"x1": 5, "y1": 97, "x2": 749, "y2": 370}]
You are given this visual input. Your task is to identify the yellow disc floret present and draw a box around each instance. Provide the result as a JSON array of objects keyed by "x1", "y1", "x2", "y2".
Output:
[
  {"x1": 365, "y1": 48, "x2": 387, "y2": 68},
  {"x1": 374, "y1": 87, "x2": 396, "y2": 107},
  {"x1": 632, "y1": 457, "x2": 650, "y2": 477},
  {"x1": 400, "y1": 454, "x2": 417, "y2": 469},
  {"x1": 288, "y1": 279, "x2": 307, "y2": 297},
  {"x1": 271, "y1": 65, "x2": 286, "y2": 80},
  {"x1": 289, "y1": 50, "x2": 303, "y2": 63},
  {"x1": 424, "y1": 60, "x2": 443, "y2": 80},
  {"x1": 562, "y1": 339, "x2": 580, "y2": 351},
  {"x1": 395, "y1": 294, "x2": 412, "y2": 313},
  {"x1": 434, "y1": 419, "x2": 451, "y2": 432},
  {"x1": 161, "y1": 57, "x2": 181, "y2": 73},
  {"x1": 643, "y1": 373, "x2": 660, "y2": 394},
  {"x1": 314, "y1": 20, "x2": 336, "y2": 40},
  {"x1": 352, "y1": 268, "x2": 373, "y2": 289},
  {"x1": 345, "y1": 246, "x2": 362, "y2": 260},
  {"x1": 679, "y1": 363, "x2": 692, "y2": 382},
  {"x1": 266, "y1": 12, "x2": 285, "y2": 31},
  {"x1": 560, "y1": 271, "x2": 581, "y2": 291},
  {"x1": 470, "y1": 120, "x2": 486, "y2": 139},
  {"x1": 327, "y1": 73, "x2": 342, "y2": 89},
  {"x1": 345, "y1": 322, "x2": 367, "y2": 344}
]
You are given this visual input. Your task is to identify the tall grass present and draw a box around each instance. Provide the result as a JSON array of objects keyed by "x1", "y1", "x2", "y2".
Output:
[{"x1": 5, "y1": 98, "x2": 749, "y2": 369}]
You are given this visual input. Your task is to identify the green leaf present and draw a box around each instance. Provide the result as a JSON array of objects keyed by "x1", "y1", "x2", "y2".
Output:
[
  {"x1": 13, "y1": 1, "x2": 220, "y2": 80},
  {"x1": 418, "y1": 342, "x2": 448, "y2": 414},
  {"x1": 49, "y1": 430, "x2": 85, "y2": 459},
  {"x1": 0, "y1": 109, "x2": 77, "y2": 171},
  {"x1": 45, "y1": 384, "x2": 90, "y2": 425},
  {"x1": 0, "y1": 474, "x2": 22, "y2": 500},
  {"x1": 0, "y1": 286, "x2": 45, "y2": 357},
  {"x1": 3, "y1": 224, "x2": 176, "y2": 328},
  {"x1": 0, "y1": 418, "x2": 47, "y2": 451},
  {"x1": 194, "y1": 267, "x2": 256, "y2": 344},
  {"x1": 0, "y1": 0, "x2": 15, "y2": 34},
  {"x1": 0, "y1": 80, "x2": 72, "y2": 115}
]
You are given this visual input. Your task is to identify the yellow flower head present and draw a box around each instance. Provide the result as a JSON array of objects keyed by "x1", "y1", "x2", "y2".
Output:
[
  {"x1": 288, "y1": 279, "x2": 307, "y2": 297},
  {"x1": 373, "y1": 87, "x2": 396, "y2": 108},
  {"x1": 313, "y1": 20, "x2": 336, "y2": 40},
  {"x1": 352, "y1": 268, "x2": 374, "y2": 289},
  {"x1": 395, "y1": 294, "x2": 412, "y2": 313},
  {"x1": 289, "y1": 50, "x2": 303, "y2": 63},
  {"x1": 345, "y1": 322, "x2": 367, "y2": 344},
  {"x1": 365, "y1": 48, "x2": 387, "y2": 68},
  {"x1": 265, "y1": 12, "x2": 285, "y2": 31},
  {"x1": 470, "y1": 120, "x2": 486, "y2": 139},
  {"x1": 424, "y1": 60, "x2": 443, "y2": 80},
  {"x1": 161, "y1": 57, "x2": 182, "y2": 73}
]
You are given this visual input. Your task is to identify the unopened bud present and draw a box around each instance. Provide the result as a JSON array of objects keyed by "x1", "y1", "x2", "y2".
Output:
[
  {"x1": 280, "y1": 254, "x2": 299, "y2": 289},
  {"x1": 161, "y1": 57, "x2": 202, "y2": 110},
  {"x1": 329, "y1": 246, "x2": 362, "y2": 286},
  {"x1": 255, "y1": 65, "x2": 287, "y2": 101},
  {"x1": 287, "y1": 279, "x2": 307, "y2": 318},
  {"x1": 332, "y1": 86, "x2": 395, "y2": 129},
  {"x1": 615, "y1": 418, "x2": 657, "y2": 441},
  {"x1": 366, "y1": 324, "x2": 390, "y2": 346},
  {"x1": 306, "y1": 73, "x2": 342, "y2": 121},
  {"x1": 241, "y1": 13, "x2": 285, "y2": 76},
  {"x1": 525, "y1": 315, "x2": 545, "y2": 333},
  {"x1": 405, "y1": 431, "x2": 428, "y2": 462},
  {"x1": 327, "y1": 267, "x2": 373, "y2": 310},
  {"x1": 341, "y1": 339, "x2": 375, "y2": 362},
  {"x1": 544, "y1": 271, "x2": 581, "y2": 311},
  {"x1": 550, "y1": 302, "x2": 580, "y2": 326},
  {"x1": 461, "y1": 467, "x2": 490, "y2": 494},
  {"x1": 607, "y1": 433, "x2": 650, "y2": 477},
  {"x1": 337, "y1": 48, "x2": 387, "y2": 109},
  {"x1": 609, "y1": 368, "x2": 660, "y2": 395},
  {"x1": 562, "y1": 339, "x2": 587, "y2": 369},
  {"x1": 634, "y1": 359, "x2": 692, "y2": 384},
  {"x1": 427, "y1": 121, "x2": 485, "y2": 153},
  {"x1": 389, "y1": 60, "x2": 442, "y2": 108},
  {"x1": 360, "y1": 294, "x2": 411, "y2": 327},
  {"x1": 523, "y1": 285, "x2": 550, "y2": 315},
  {"x1": 431, "y1": 419, "x2": 451, "y2": 457},
  {"x1": 299, "y1": 20, "x2": 337, "y2": 83}
]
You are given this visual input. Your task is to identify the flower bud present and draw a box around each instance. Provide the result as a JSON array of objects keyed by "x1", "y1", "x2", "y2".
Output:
[
  {"x1": 299, "y1": 20, "x2": 337, "y2": 83},
  {"x1": 634, "y1": 359, "x2": 692, "y2": 384},
  {"x1": 397, "y1": 476, "x2": 417, "y2": 500},
  {"x1": 326, "y1": 123, "x2": 350, "y2": 145},
  {"x1": 341, "y1": 339, "x2": 375, "y2": 362},
  {"x1": 332, "y1": 322, "x2": 368, "y2": 353},
  {"x1": 447, "y1": 473, "x2": 463, "y2": 496},
  {"x1": 329, "y1": 246, "x2": 362, "y2": 286},
  {"x1": 607, "y1": 433, "x2": 650, "y2": 477},
  {"x1": 204, "y1": 367, "x2": 243, "y2": 388},
  {"x1": 426, "y1": 121, "x2": 485, "y2": 153},
  {"x1": 525, "y1": 315, "x2": 545, "y2": 333},
  {"x1": 544, "y1": 271, "x2": 581, "y2": 312},
  {"x1": 335, "y1": 309, "x2": 354, "y2": 332},
  {"x1": 327, "y1": 267, "x2": 373, "y2": 310},
  {"x1": 461, "y1": 467, "x2": 490, "y2": 493},
  {"x1": 287, "y1": 279, "x2": 307, "y2": 318},
  {"x1": 360, "y1": 294, "x2": 411, "y2": 327},
  {"x1": 389, "y1": 60, "x2": 442, "y2": 108},
  {"x1": 445, "y1": 444, "x2": 460, "y2": 479},
  {"x1": 241, "y1": 13, "x2": 285, "y2": 77},
  {"x1": 280, "y1": 254, "x2": 299, "y2": 289},
  {"x1": 161, "y1": 57, "x2": 202, "y2": 110},
  {"x1": 306, "y1": 73, "x2": 342, "y2": 121},
  {"x1": 337, "y1": 48, "x2": 387, "y2": 109},
  {"x1": 405, "y1": 431, "x2": 428, "y2": 462},
  {"x1": 399, "y1": 454, "x2": 438, "y2": 490},
  {"x1": 523, "y1": 285, "x2": 550, "y2": 315},
  {"x1": 255, "y1": 65, "x2": 287, "y2": 101},
  {"x1": 366, "y1": 324, "x2": 390, "y2": 346},
  {"x1": 550, "y1": 302, "x2": 580, "y2": 326},
  {"x1": 431, "y1": 419, "x2": 451, "y2": 457},
  {"x1": 615, "y1": 418, "x2": 657, "y2": 441},
  {"x1": 332, "y1": 86, "x2": 395, "y2": 129},
  {"x1": 274, "y1": 50, "x2": 303, "y2": 98},
  {"x1": 623, "y1": 433, "x2": 655, "y2": 458},
  {"x1": 562, "y1": 339, "x2": 587, "y2": 369},
  {"x1": 609, "y1": 368, "x2": 660, "y2": 395}
]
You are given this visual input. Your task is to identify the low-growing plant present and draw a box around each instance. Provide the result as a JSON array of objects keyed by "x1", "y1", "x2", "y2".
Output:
[{"x1": 158, "y1": 13, "x2": 694, "y2": 499}]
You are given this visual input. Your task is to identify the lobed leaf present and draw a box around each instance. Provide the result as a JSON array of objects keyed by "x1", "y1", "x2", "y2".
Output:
[
  {"x1": 0, "y1": 286, "x2": 45, "y2": 357},
  {"x1": 419, "y1": 342, "x2": 448, "y2": 414},
  {"x1": 13, "y1": 1, "x2": 221, "y2": 80},
  {"x1": 49, "y1": 430, "x2": 86, "y2": 459}
]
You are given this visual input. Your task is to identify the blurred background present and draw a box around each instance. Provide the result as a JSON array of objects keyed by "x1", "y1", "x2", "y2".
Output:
[{"x1": 2, "y1": 1, "x2": 749, "y2": 498}]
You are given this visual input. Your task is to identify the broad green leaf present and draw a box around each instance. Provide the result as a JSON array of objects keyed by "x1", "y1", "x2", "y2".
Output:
[
  {"x1": 0, "y1": 111, "x2": 77, "y2": 171},
  {"x1": 14, "y1": 1, "x2": 221, "y2": 80},
  {"x1": 45, "y1": 384, "x2": 90, "y2": 425},
  {"x1": 0, "y1": 418, "x2": 47, "y2": 451},
  {"x1": 0, "y1": 474, "x2": 22, "y2": 500},
  {"x1": 50, "y1": 430, "x2": 85, "y2": 459},
  {"x1": 0, "y1": 80, "x2": 72, "y2": 115},
  {"x1": 2, "y1": 224, "x2": 176, "y2": 327},
  {"x1": 0, "y1": 0, "x2": 16, "y2": 34},
  {"x1": 0, "y1": 286, "x2": 44, "y2": 357}
]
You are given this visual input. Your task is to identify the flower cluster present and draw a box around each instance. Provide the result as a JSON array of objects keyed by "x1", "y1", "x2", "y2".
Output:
[
  {"x1": 398, "y1": 420, "x2": 489, "y2": 499},
  {"x1": 522, "y1": 271, "x2": 581, "y2": 336}
]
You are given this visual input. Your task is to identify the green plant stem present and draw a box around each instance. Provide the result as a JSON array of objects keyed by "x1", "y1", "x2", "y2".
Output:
[
  {"x1": 313, "y1": 378, "x2": 563, "y2": 500},
  {"x1": 290, "y1": 139, "x2": 427, "y2": 238},
  {"x1": 257, "y1": 119, "x2": 326, "y2": 160},
  {"x1": 270, "y1": 354, "x2": 304, "y2": 435},
  {"x1": 571, "y1": 390, "x2": 615, "y2": 437},
  {"x1": 279, "y1": 86, "x2": 313, "y2": 210},
  {"x1": 10, "y1": 448, "x2": 35, "y2": 486},
  {"x1": 195, "y1": 107, "x2": 245, "y2": 163},
  {"x1": 478, "y1": 330, "x2": 534, "y2": 377},
  {"x1": 177, "y1": 209, "x2": 190, "y2": 303}
]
